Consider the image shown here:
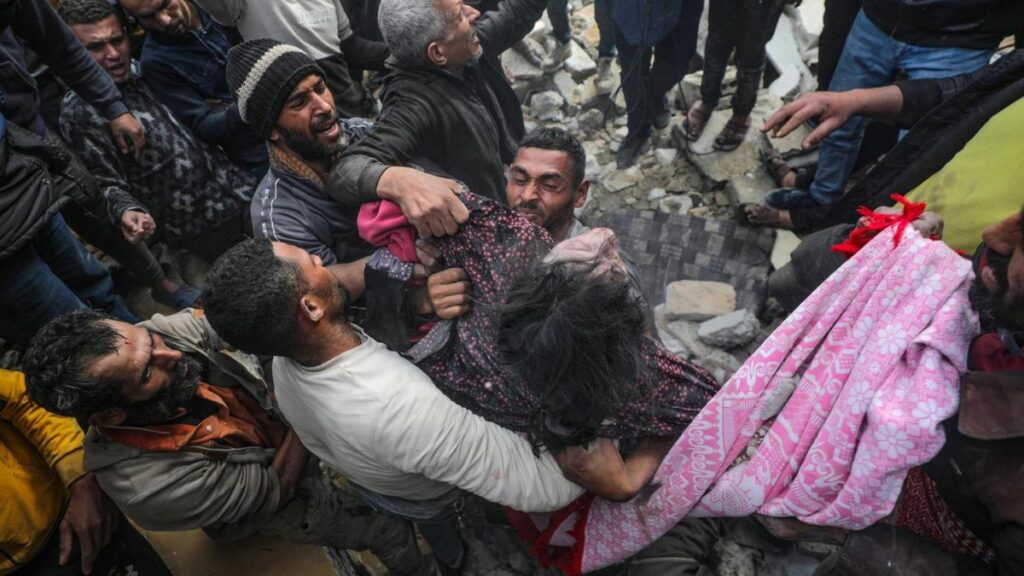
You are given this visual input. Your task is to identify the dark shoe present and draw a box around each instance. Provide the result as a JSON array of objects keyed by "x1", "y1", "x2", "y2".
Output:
[
  {"x1": 152, "y1": 282, "x2": 201, "y2": 309},
  {"x1": 616, "y1": 128, "x2": 650, "y2": 168},
  {"x1": 763, "y1": 187, "x2": 820, "y2": 209}
]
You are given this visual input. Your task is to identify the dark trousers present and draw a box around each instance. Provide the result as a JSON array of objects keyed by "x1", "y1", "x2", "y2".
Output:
[
  {"x1": 625, "y1": 518, "x2": 728, "y2": 575},
  {"x1": 12, "y1": 515, "x2": 170, "y2": 576},
  {"x1": 615, "y1": 0, "x2": 703, "y2": 137},
  {"x1": 594, "y1": 0, "x2": 616, "y2": 57},
  {"x1": 701, "y1": 0, "x2": 785, "y2": 116},
  {"x1": 548, "y1": 0, "x2": 571, "y2": 43},
  {"x1": 817, "y1": 0, "x2": 862, "y2": 90},
  {"x1": 0, "y1": 213, "x2": 138, "y2": 345}
]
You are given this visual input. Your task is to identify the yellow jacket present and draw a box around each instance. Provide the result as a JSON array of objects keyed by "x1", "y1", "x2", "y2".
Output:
[{"x1": 0, "y1": 368, "x2": 86, "y2": 574}]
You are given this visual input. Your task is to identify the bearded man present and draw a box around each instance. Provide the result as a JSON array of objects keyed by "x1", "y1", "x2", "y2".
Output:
[{"x1": 22, "y1": 308, "x2": 432, "y2": 575}]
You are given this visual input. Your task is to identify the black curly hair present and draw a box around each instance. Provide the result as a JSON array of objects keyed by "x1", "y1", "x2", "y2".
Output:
[{"x1": 22, "y1": 309, "x2": 123, "y2": 418}]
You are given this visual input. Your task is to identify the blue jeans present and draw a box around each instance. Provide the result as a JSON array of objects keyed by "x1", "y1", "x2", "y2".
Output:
[
  {"x1": 353, "y1": 485, "x2": 465, "y2": 571},
  {"x1": 809, "y1": 10, "x2": 995, "y2": 205},
  {"x1": 0, "y1": 213, "x2": 138, "y2": 345}
]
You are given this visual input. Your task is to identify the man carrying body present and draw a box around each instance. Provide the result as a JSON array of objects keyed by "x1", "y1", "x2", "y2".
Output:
[
  {"x1": 326, "y1": 0, "x2": 554, "y2": 239},
  {"x1": 23, "y1": 308, "x2": 431, "y2": 575},
  {"x1": 201, "y1": 239, "x2": 584, "y2": 574},
  {"x1": 60, "y1": 0, "x2": 254, "y2": 305},
  {"x1": 116, "y1": 0, "x2": 267, "y2": 174}
]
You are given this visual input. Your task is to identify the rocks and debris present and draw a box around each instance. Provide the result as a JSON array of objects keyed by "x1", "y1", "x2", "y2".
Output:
[
  {"x1": 698, "y1": 309, "x2": 761, "y2": 349},
  {"x1": 665, "y1": 280, "x2": 738, "y2": 322}
]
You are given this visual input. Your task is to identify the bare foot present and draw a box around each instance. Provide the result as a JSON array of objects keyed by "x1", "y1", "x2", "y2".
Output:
[{"x1": 739, "y1": 204, "x2": 793, "y2": 229}]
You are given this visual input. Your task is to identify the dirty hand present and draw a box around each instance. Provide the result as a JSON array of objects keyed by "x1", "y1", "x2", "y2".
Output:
[
  {"x1": 378, "y1": 167, "x2": 469, "y2": 238},
  {"x1": 60, "y1": 473, "x2": 118, "y2": 574},
  {"x1": 109, "y1": 113, "x2": 146, "y2": 160},
  {"x1": 120, "y1": 210, "x2": 156, "y2": 244},
  {"x1": 857, "y1": 206, "x2": 944, "y2": 238},
  {"x1": 762, "y1": 91, "x2": 857, "y2": 149},
  {"x1": 415, "y1": 238, "x2": 443, "y2": 270},
  {"x1": 426, "y1": 268, "x2": 471, "y2": 319}
]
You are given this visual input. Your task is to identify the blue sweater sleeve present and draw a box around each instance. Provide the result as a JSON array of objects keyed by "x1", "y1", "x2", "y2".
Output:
[
  {"x1": 10, "y1": 0, "x2": 127, "y2": 121},
  {"x1": 140, "y1": 58, "x2": 249, "y2": 146}
]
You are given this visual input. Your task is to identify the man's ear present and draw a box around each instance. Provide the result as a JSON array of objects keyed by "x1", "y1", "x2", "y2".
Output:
[
  {"x1": 268, "y1": 126, "x2": 283, "y2": 144},
  {"x1": 426, "y1": 41, "x2": 447, "y2": 67},
  {"x1": 90, "y1": 408, "x2": 127, "y2": 427},
  {"x1": 299, "y1": 294, "x2": 325, "y2": 323},
  {"x1": 574, "y1": 180, "x2": 590, "y2": 209}
]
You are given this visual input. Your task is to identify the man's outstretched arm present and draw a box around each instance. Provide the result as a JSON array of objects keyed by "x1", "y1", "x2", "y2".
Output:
[{"x1": 328, "y1": 95, "x2": 468, "y2": 238}]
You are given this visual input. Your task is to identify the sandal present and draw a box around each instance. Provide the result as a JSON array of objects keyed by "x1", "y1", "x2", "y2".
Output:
[
  {"x1": 713, "y1": 116, "x2": 750, "y2": 151},
  {"x1": 152, "y1": 282, "x2": 202, "y2": 310},
  {"x1": 759, "y1": 148, "x2": 795, "y2": 187},
  {"x1": 736, "y1": 203, "x2": 793, "y2": 229},
  {"x1": 683, "y1": 102, "x2": 712, "y2": 141}
]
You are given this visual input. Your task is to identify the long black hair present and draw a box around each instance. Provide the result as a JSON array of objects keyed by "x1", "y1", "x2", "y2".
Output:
[{"x1": 497, "y1": 260, "x2": 647, "y2": 453}]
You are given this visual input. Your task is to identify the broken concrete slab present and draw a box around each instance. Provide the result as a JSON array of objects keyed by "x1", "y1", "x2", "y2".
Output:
[
  {"x1": 658, "y1": 195, "x2": 693, "y2": 215},
  {"x1": 647, "y1": 187, "x2": 667, "y2": 201},
  {"x1": 665, "y1": 280, "x2": 737, "y2": 321},
  {"x1": 698, "y1": 309, "x2": 761, "y2": 349},
  {"x1": 603, "y1": 166, "x2": 641, "y2": 193},
  {"x1": 672, "y1": 92, "x2": 785, "y2": 207},
  {"x1": 578, "y1": 108, "x2": 604, "y2": 132},
  {"x1": 654, "y1": 147, "x2": 678, "y2": 166},
  {"x1": 766, "y1": 13, "x2": 816, "y2": 99},
  {"x1": 770, "y1": 229, "x2": 801, "y2": 270},
  {"x1": 529, "y1": 90, "x2": 565, "y2": 122},
  {"x1": 564, "y1": 40, "x2": 597, "y2": 81}
]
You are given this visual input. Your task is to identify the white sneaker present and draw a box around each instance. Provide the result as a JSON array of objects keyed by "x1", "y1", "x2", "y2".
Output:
[
  {"x1": 542, "y1": 39, "x2": 573, "y2": 72},
  {"x1": 596, "y1": 56, "x2": 616, "y2": 95}
]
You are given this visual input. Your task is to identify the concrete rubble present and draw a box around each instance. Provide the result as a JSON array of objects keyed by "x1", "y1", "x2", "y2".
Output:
[
  {"x1": 698, "y1": 309, "x2": 762, "y2": 349},
  {"x1": 665, "y1": 280, "x2": 738, "y2": 321}
]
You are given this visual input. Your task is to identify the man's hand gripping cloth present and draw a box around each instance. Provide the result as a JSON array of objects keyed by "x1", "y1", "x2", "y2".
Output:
[{"x1": 529, "y1": 226, "x2": 978, "y2": 574}]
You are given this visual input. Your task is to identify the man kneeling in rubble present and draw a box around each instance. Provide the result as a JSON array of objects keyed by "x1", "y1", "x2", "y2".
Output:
[{"x1": 21, "y1": 308, "x2": 431, "y2": 575}]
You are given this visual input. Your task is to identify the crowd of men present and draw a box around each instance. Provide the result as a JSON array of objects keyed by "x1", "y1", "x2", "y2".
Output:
[{"x1": 2, "y1": 0, "x2": 1024, "y2": 574}]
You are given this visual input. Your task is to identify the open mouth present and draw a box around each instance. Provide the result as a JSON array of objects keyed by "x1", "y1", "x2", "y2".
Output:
[{"x1": 313, "y1": 118, "x2": 339, "y2": 139}]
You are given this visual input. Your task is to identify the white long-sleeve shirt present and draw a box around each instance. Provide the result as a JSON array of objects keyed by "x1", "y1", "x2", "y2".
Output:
[{"x1": 272, "y1": 328, "x2": 584, "y2": 512}]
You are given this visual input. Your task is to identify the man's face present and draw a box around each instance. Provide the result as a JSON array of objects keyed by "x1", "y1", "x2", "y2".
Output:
[
  {"x1": 432, "y1": 0, "x2": 482, "y2": 69},
  {"x1": 272, "y1": 242, "x2": 350, "y2": 323},
  {"x1": 119, "y1": 0, "x2": 190, "y2": 35},
  {"x1": 507, "y1": 147, "x2": 587, "y2": 240},
  {"x1": 70, "y1": 15, "x2": 132, "y2": 84},
  {"x1": 88, "y1": 320, "x2": 201, "y2": 423},
  {"x1": 272, "y1": 74, "x2": 343, "y2": 163}
]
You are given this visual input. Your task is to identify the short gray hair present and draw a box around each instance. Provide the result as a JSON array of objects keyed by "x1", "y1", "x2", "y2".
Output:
[{"x1": 379, "y1": 0, "x2": 457, "y2": 66}]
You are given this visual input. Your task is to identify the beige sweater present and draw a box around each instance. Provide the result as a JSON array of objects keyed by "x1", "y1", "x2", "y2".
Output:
[
  {"x1": 272, "y1": 329, "x2": 585, "y2": 511},
  {"x1": 196, "y1": 0, "x2": 353, "y2": 60}
]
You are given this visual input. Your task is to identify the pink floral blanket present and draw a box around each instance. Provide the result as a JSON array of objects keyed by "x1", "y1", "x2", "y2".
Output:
[{"x1": 534, "y1": 228, "x2": 979, "y2": 573}]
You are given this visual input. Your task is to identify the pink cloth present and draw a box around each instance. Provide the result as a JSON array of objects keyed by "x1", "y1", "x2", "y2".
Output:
[
  {"x1": 535, "y1": 227, "x2": 979, "y2": 574},
  {"x1": 357, "y1": 200, "x2": 418, "y2": 262}
]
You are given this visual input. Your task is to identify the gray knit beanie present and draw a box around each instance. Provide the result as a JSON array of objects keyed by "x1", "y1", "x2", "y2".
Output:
[{"x1": 226, "y1": 39, "x2": 324, "y2": 139}]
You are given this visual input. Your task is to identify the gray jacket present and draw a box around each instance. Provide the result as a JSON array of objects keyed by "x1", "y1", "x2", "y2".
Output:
[{"x1": 84, "y1": 309, "x2": 284, "y2": 535}]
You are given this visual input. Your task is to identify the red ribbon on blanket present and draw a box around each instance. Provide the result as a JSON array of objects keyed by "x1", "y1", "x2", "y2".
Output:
[
  {"x1": 505, "y1": 493, "x2": 595, "y2": 574},
  {"x1": 832, "y1": 194, "x2": 930, "y2": 258}
]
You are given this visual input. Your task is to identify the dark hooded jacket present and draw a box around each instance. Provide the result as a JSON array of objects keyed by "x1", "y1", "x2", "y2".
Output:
[
  {"x1": 327, "y1": 0, "x2": 547, "y2": 207},
  {"x1": 861, "y1": 0, "x2": 1024, "y2": 50}
]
